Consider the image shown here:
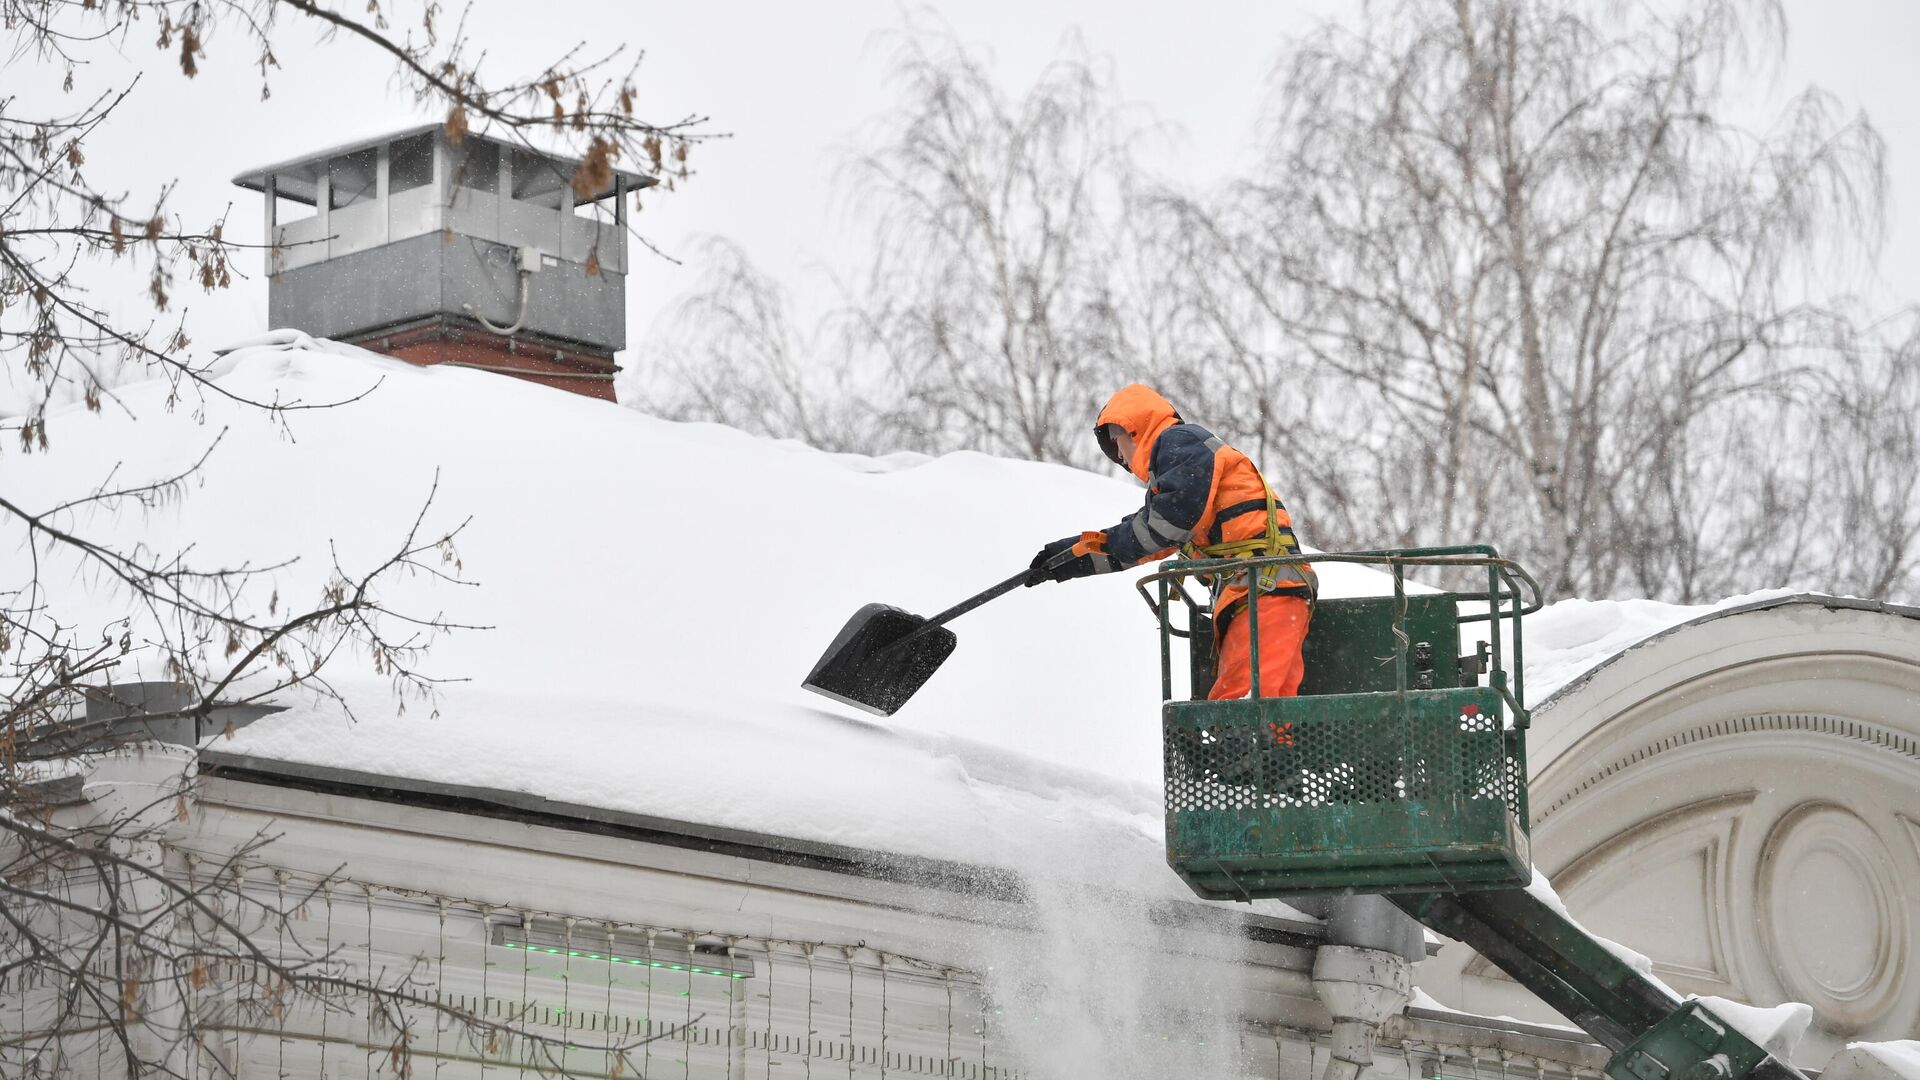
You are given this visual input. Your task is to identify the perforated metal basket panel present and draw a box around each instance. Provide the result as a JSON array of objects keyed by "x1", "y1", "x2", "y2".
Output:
[{"x1": 1163, "y1": 687, "x2": 1530, "y2": 899}]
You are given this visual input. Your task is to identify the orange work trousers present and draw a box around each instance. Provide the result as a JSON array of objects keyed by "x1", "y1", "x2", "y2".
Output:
[{"x1": 1209, "y1": 593, "x2": 1311, "y2": 700}]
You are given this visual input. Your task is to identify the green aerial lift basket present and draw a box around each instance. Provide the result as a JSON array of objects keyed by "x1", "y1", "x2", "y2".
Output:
[
  {"x1": 1139, "y1": 547, "x2": 1542, "y2": 901},
  {"x1": 1139, "y1": 549, "x2": 1812, "y2": 1080}
]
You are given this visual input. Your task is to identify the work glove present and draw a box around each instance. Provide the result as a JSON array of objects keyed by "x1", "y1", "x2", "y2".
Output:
[
  {"x1": 1024, "y1": 532, "x2": 1112, "y2": 586},
  {"x1": 1025, "y1": 536, "x2": 1079, "y2": 586}
]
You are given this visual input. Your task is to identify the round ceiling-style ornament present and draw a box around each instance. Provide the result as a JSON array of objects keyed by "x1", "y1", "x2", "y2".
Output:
[{"x1": 1758, "y1": 801, "x2": 1908, "y2": 1033}]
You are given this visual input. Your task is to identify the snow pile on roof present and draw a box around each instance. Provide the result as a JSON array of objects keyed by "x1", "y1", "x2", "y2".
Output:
[
  {"x1": 1520, "y1": 592, "x2": 1794, "y2": 704},
  {"x1": 13, "y1": 331, "x2": 1324, "y2": 1079},
  {"x1": 24, "y1": 331, "x2": 1846, "y2": 1078},
  {"x1": 10, "y1": 331, "x2": 1381, "y2": 885},
  {"x1": 11, "y1": 330, "x2": 1785, "y2": 877}
]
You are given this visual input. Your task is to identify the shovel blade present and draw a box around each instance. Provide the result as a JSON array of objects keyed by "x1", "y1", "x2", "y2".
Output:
[{"x1": 801, "y1": 603, "x2": 959, "y2": 716}]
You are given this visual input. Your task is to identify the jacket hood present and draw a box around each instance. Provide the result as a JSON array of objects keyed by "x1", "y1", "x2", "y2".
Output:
[{"x1": 1096, "y1": 384, "x2": 1182, "y2": 481}]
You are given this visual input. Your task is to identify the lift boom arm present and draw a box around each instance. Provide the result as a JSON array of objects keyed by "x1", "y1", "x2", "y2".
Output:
[{"x1": 1393, "y1": 889, "x2": 1807, "y2": 1080}]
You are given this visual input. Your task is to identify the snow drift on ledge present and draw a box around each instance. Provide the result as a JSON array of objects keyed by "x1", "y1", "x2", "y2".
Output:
[
  {"x1": 1840, "y1": 1042, "x2": 1920, "y2": 1080},
  {"x1": 6, "y1": 331, "x2": 1776, "y2": 878}
]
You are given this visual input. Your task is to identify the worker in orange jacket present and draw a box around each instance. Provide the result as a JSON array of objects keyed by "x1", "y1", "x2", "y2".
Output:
[{"x1": 1025, "y1": 384, "x2": 1317, "y2": 698}]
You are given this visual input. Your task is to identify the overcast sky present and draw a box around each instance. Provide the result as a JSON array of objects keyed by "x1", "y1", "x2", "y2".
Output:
[{"x1": 19, "y1": 0, "x2": 1920, "y2": 370}]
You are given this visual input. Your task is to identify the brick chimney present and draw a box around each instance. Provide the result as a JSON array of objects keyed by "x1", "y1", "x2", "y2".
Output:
[{"x1": 234, "y1": 126, "x2": 656, "y2": 400}]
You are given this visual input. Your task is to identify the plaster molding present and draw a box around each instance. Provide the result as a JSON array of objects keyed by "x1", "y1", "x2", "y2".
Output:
[
  {"x1": 1526, "y1": 714, "x2": 1920, "y2": 1043},
  {"x1": 1755, "y1": 801, "x2": 1908, "y2": 1032},
  {"x1": 1557, "y1": 792, "x2": 1750, "y2": 989},
  {"x1": 1428, "y1": 601, "x2": 1920, "y2": 1065},
  {"x1": 1466, "y1": 793, "x2": 1749, "y2": 990},
  {"x1": 1536, "y1": 713, "x2": 1920, "y2": 828}
]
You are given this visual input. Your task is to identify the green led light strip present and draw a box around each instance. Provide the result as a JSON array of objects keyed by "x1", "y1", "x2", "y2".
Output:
[{"x1": 499, "y1": 941, "x2": 749, "y2": 979}]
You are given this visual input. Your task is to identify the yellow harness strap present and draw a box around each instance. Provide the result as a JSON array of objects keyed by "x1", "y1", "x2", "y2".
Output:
[{"x1": 1183, "y1": 485, "x2": 1318, "y2": 598}]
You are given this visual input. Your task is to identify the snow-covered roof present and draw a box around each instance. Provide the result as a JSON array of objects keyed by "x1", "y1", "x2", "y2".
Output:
[
  {"x1": 1525, "y1": 591, "x2": 1920, "y2": 708},
  {"x1": 10, "y1": 330, "x2": 1841, "y2": 886},
  {"x1": 6, "y1": 332, "x2": 1263, "y2": 894}
]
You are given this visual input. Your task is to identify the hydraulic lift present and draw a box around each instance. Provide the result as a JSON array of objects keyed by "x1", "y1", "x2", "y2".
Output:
[{"x1": 1140, "y1": 548, "x2": 1805, "y2": 1080}]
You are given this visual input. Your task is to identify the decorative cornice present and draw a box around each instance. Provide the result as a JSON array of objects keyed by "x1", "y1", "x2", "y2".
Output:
[{"x1": 1536, "y1": 713, "x2": 1920, "y2": 827}]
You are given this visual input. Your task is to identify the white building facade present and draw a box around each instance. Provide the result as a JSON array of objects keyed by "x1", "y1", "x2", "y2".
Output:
[{"x1": 23, "y1": 593, "x2": 1917, "y2": 1079}]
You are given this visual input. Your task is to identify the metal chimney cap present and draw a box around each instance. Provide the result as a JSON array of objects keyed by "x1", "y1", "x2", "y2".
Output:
[{"x1": 231, "y1": 122, "x2": 658, "y2": 204}]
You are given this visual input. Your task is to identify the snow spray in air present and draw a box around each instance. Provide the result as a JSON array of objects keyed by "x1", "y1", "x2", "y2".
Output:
[{"x1": 951, "y1": 823, "x2": 1260, "y2": 1079}]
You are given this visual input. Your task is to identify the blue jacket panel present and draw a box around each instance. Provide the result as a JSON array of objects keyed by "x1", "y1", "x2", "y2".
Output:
[{"x1": 1103, "y1": 423, "x2": 1219, "y2": 568}]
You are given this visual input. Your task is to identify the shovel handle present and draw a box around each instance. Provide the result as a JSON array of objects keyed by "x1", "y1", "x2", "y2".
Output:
[{"x1": 894, "y1": 548, "x2": 1080, "y2": 648}]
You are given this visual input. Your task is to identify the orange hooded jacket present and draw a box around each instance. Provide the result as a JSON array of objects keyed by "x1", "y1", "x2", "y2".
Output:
[{"x1": 1083, "y1": 384, "x2": 1314, "y2": 614}]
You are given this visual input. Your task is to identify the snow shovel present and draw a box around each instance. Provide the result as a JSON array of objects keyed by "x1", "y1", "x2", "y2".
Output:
[{"x1": 802, "y1": 549, "x2": 1079, "y2": 716}]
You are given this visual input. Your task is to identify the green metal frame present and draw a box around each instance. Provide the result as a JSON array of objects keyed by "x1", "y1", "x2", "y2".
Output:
[
  {"x1": 1392, "y1": 890, "x2": 1801, "y2": 1080},
  {"x1": 1137, "y1": 547, "x2": 1543, "y2": 899},
  {"x1": 1134, "y1": 548, "x2": 1803, "y2": 1080},
  {"x1": 1298, "y1": 593, "x2": 1462, "y2": 696},
  {"x1": 1165, "y1": 687, "x2": 1531, "y2": 899},
  {"x1": 1612, "y1": 1003, "x2": 1777, "y2": 1080},
  {"x1": 1136, "y1": 545, "x2": 1542, "y2": 713}
]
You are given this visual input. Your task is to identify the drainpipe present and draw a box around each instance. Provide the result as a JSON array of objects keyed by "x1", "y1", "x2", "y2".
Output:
[{"x1": 1312, "y1": 944, "x2": 1414, "y2": 1080}]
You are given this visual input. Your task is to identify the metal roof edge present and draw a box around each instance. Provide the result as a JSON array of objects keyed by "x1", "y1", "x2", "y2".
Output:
[
  {"x1": 231, "y1": 122, "x2": 442, "y2": 187},
  {"x1": 1534, "y1": 592, "x2": 1920, "y2": 715},
  {"x1": 231, "y1": 122, "x2": 656, "y2": 193},
  {"x1": 195, "y1": 749, "x2": 1328, "y2": 949}
]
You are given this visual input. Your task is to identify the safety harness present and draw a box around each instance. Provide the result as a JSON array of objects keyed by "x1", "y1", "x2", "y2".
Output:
[{"x1": 1181, "y1": 484, "x2": 1318, "y2": 609}]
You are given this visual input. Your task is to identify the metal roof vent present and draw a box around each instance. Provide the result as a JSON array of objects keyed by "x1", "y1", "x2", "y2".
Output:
[{"x1": 234, "y1": 124, "x2": 656, "y2": 399}]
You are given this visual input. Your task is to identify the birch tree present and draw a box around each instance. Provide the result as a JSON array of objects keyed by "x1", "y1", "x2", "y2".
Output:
[
  {"x1": 1163, "y1": 0, "x2": 1893, "y2": 599},
  {"x1": 842, "y1": 34, "x2": 1147, "y2": 466},
  {"x1": 2, "y1": 1, "x2": 706, "y2": 1073},
  {"x1": 646, "y1": 7, "x2": 1918, "y2": 602}
]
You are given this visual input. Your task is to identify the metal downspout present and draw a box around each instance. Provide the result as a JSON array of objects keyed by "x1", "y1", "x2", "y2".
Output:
[{"x1": 1312, "y1": 944, "x2": 1414, "y2": 1080}]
